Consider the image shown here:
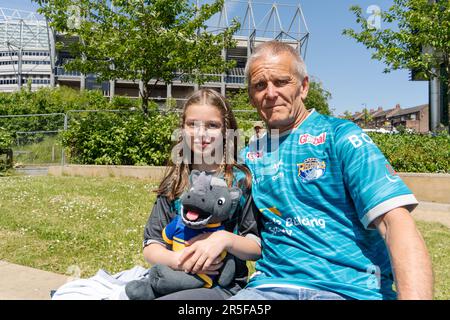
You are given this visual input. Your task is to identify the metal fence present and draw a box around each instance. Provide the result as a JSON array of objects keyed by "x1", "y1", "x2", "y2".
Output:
[
  {"x1": 0, "y1": 105, "x2": 259, "y2": 168},
  {"x1": 0, "y1": 113, "x2": 65, "y2": 167}
]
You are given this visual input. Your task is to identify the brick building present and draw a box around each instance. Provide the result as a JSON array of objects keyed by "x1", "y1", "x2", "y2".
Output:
[{"x1": 346, "y1": 104, "x2": 429, "y2": 133}]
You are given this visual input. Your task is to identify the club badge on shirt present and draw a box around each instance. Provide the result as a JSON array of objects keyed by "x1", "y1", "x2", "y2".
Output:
[{"x1": 297, "y1": 158, "x2": 326, "y2": 182}]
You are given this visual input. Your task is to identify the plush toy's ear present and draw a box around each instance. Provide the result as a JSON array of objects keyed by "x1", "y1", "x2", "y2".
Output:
[
  {"x1": 229, "y1": 187, "x2": 242, "y2": 212},
  {"x1": 190, "y1": 170, "x2": 201, "y2": 186}
]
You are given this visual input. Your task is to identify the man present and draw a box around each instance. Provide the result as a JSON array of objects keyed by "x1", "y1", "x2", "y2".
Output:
[{"x1": 231, "y1": 40, "x2": 433, "y2": 300}]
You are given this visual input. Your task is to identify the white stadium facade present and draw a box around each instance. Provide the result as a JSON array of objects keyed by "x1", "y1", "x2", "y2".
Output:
[{"x1": 0, "y1": 1, "x2": 309, "y2": 102}]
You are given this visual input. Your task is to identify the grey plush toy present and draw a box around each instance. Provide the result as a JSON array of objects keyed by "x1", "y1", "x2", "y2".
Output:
[{"x1": 125, "y1": 170, "x2": 242, "y2": 300}]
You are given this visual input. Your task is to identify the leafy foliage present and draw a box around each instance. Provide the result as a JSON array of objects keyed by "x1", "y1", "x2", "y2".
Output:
[
  {"x1": 62, "y1": 110, "x2": 180, "y2": 166},
  {"x1": 35, "y1": 0, "x2": 240, "y2": 113},
  {"x1": 304, "y1": 81, "x2": 332, "y2": 115},
  {"x1": 343, "y1": 0, "x2": 449, "y2": 81},
  {"x1": 0, "y1": 127, "x2": 13, "y2": 150},
  {"x1": 343, "y1": 0, "x2": 449, "y2": 127},
  {"x1": 0, "y1": 127, "x2": 13, "y2": 173},
  {"x1": 0, "y1": 86, "x2": 140, "y2": 135},
  {"x1": 369, "y1": 132, "x2": 450, "y2": 173}
]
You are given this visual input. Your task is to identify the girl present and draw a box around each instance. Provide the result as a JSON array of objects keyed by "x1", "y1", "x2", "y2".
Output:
[{"x1": 141, "y1": 89, "x2": 261, "y2": 300}]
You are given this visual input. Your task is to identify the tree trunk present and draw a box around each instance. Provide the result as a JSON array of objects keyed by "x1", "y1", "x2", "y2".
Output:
[
  {"x1": 445, "y1": 61, "x2": 449, "y2": 133},
  {"x1": 140, "y1": 80, "x2": 150, "y2": 116}
]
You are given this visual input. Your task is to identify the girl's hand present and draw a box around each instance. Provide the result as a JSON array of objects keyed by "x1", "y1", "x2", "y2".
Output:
[{"x1": 177, "y1": 231, "x2": 232, "y2": 275}]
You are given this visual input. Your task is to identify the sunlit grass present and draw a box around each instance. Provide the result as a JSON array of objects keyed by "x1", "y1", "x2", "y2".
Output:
[
  {"x1": 0, "y1": 175, "x2": 156, "y2": 277},
  {"x1": 0, "y1": 175, "x2": 448, "y2": 299}
]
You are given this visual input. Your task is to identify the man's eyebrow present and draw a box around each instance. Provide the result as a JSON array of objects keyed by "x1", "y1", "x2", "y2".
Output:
[
  {"x1": 250, "y1": 77, "x2": 266, "y2": 84},
  {"x1": 273, "y1": 75, "x2": 291, "y2": 80}
]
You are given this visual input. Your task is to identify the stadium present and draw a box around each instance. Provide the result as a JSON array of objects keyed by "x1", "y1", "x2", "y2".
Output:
[{"x1": 0, "y1": 1, "x2": 309, "y2": 102}]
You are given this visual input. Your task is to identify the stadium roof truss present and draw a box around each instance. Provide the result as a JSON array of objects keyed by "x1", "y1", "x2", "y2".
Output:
[
  {"x1": 0, "y1": 8, "x2": 53, "y2": 90},
  {"x1": 205, "y1": 0, "x2": 310, "y2": 59},
  {"x1": 0, "y1": 7, "x2": 50, "y2": 51}
]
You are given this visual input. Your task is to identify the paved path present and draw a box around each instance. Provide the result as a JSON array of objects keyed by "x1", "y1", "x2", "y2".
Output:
[
  {"x1": 0, "y1": 201, "x2": 448, "y2": 300},
  {"x1": 0, "y1": 261, "x2": 69, "y2": 300},
  {"x1": 411, "y1": 201, "x2": 450, "y2": 228}
]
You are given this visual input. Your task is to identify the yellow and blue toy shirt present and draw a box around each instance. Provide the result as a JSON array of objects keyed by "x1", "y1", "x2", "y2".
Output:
[
  {"x1": 241, "y1": 109, "x2": 418, "y2": 300},
  {"x1": 162, "y1": 215, "x2": 225, "y2": 288}
]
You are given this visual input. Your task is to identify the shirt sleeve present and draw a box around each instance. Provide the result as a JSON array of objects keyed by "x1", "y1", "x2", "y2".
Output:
[
  {"x1": 334, "y1": 121, "x2": 418, "y2": 229},
  {"x1": 234, "y1": 175, "x2": 261, "y2": 247},
  {"x1": 143, "y1": 195, "x2": 177, "y2": 249},
  {"x1": 238, "y1": 193, "x2": 262, "y2": 247}
]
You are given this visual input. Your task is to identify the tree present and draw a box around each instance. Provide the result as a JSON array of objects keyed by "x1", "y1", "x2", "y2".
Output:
[
  {"x1": 342, "y1": 110, "x2": 354, "y2": 120},
  {"x1": 304, "y1": 80, "x2": 332, "y2": 115},
  {"x1": 35, "y1": 0, "x2": 239, "y2": 115},
  {"x1": 362, "y1": 108, "x2": 373, "y2": 128},
  {"x1": 343, "y1": 0, "x2": 449, "y2": 128}
]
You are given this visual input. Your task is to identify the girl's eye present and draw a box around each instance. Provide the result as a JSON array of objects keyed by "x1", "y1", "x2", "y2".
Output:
[{"x1": 207, "y1": 123, "x2": 221, "y2": 129}]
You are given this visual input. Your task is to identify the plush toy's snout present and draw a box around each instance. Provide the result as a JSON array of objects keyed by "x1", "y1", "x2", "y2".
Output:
[{"x1": 180, "y1": 170, "x2": 242, "y2": 229}]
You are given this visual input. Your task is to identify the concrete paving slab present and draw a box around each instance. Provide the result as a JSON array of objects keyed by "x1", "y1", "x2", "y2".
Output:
[
  {"x1": 412, "y1": 201, "x2": 450, "y2": 228},
  {"x1": 0, "y1": 261, "x2": 69, "y2": 300}
]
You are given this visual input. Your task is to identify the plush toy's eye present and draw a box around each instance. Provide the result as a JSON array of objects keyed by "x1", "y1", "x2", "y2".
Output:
[{"x1": 217, "y1": 197, "x2": 226, "y2": 206}]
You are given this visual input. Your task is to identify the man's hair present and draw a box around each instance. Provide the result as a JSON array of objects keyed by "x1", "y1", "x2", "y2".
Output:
[{"x1": 244, "y1": 40, "x2": 308, "y2": 83}]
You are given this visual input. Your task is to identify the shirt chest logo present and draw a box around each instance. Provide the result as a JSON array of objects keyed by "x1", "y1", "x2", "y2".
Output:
[
  {"x1": 299, "y1": 132, "x2": 327, "y2": 146},
  {"x1": 246, "y1": 151, "x2": 263, "y2": 161},
  {"x1": 297, "y1": 158, "x2": 326, "y2": 182}
]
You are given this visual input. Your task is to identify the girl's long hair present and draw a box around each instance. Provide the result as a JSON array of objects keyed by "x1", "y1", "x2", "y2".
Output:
[{"x1": 156, "y1": 89, "x2": 252, "y2": 201}]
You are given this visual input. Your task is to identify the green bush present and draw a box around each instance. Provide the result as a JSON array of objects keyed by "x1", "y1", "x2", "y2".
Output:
[
  {"x1": 110, "y1": 96, "x2": 141, "y2": 110},
  {"x1": 62, "y1": 109, "x2": 179, "y2": 166},
  {"x1": 0, "y1": 127, "x2": 13, "y2": 173},
  {"x1": 0, "y1": 86, "x2": 110, "y2": 135},
  {"x1": 369, "y1": 132, "x2": 450, "y2": 173},
  {"x1": 0, "y1": 127, "x2": 13, "y2": 150}
]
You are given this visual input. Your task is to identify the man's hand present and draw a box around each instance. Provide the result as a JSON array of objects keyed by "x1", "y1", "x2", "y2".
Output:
[{"x1": 372, "y1": 207, "x2": 434, "y2": 300}]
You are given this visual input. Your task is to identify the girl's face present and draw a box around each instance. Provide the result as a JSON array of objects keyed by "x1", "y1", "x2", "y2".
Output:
[{"x1": 183, "y1": 103, "x2": 224, "y2": 161}]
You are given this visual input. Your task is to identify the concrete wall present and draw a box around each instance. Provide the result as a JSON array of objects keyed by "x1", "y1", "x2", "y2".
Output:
[
  {"x1": 48, "y1": 165, "x2": 168, "y2": 182},
  {"x1": 399, "y1": 173, "x2": 450, "y2": 204},
  {"x1": 48, "y1": 166, "x2": 450, "y2": 204}
]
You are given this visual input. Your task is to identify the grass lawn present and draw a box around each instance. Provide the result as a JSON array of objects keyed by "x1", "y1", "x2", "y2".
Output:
[
  {"x1": 0, "y1": 175, "x2": 449, "y2": 299},
  {"x1": 0, "y1": 175, "x2": 155, "y2": 277}
]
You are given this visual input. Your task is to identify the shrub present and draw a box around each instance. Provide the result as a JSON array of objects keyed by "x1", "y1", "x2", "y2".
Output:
[
  {"x1": 0, "y1": 127, "x2": 13, "y2": 173},
  {"x1": 62, "y1": 109, "x2": 179, "y2": 166},
  {"x1": 0, "y1": 87, "x2": 110, "y2": 135},
  {"x1": 369, "y1": 132, "x2": 450, "y2": 173},
  {"x1": 0, "y1": 127, "x2": 13, "y2": 150}
]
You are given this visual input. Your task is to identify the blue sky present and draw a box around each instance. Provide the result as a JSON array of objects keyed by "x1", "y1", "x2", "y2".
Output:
[{"x1": 1, "y1": 0, "x2": 428, "y2": 115}]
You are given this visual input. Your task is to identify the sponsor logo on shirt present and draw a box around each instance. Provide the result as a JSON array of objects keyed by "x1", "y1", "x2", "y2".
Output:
[
  {"x1": 285, "y1": 216, "x2": 326, "y2": 229},
  {"x1": 348, "y1": 133, "x2": 374, "y2": 148},
  {"x1": 260, "y1": 207, "x2": 282, "y2": 217},
  {"x1": 246, "y1": 151, "x2": 263, "y2": 161},
  {"x1": 260, "y1": 208, "x2": 327, "y2": 236},
  {"x1": 297, "y1": 158, "x2": 326, "y2": 182},
  {"x1": 385, "y1": 163, "x2": 400, "y2": 182},
  {"x1": 299, "y1": 132, "x2": 327, "y2": 146}
]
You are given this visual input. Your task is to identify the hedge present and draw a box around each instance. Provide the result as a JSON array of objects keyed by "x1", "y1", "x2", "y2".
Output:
[
  {"x1": 0, "y1": 87, "x2": 448, "y2": 172},
  {"x1": 62, "y1": 110, "x2": 180, "y2": 166},
  {"x1": 368, "y1": 132, "x2": 450, "y2": 173}
]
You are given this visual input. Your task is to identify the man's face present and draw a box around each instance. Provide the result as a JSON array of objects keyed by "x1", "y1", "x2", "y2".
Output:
[{"x1": 248, "y1": 52, "x2": 309, "y2": 131}]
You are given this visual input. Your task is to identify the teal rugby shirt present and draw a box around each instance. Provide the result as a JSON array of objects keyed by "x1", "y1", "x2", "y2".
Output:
[{"x1": 240, "y1": 109, "x2": 418, "y2": 300}]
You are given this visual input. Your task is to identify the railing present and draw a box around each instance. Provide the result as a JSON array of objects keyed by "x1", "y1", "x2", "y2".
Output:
[
  {"x1": 55, "y1": 66, "x2": 81, "y2": 77},
  {"x1": 55, "y1": 68, "x2": 246, "y2": 84}
]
